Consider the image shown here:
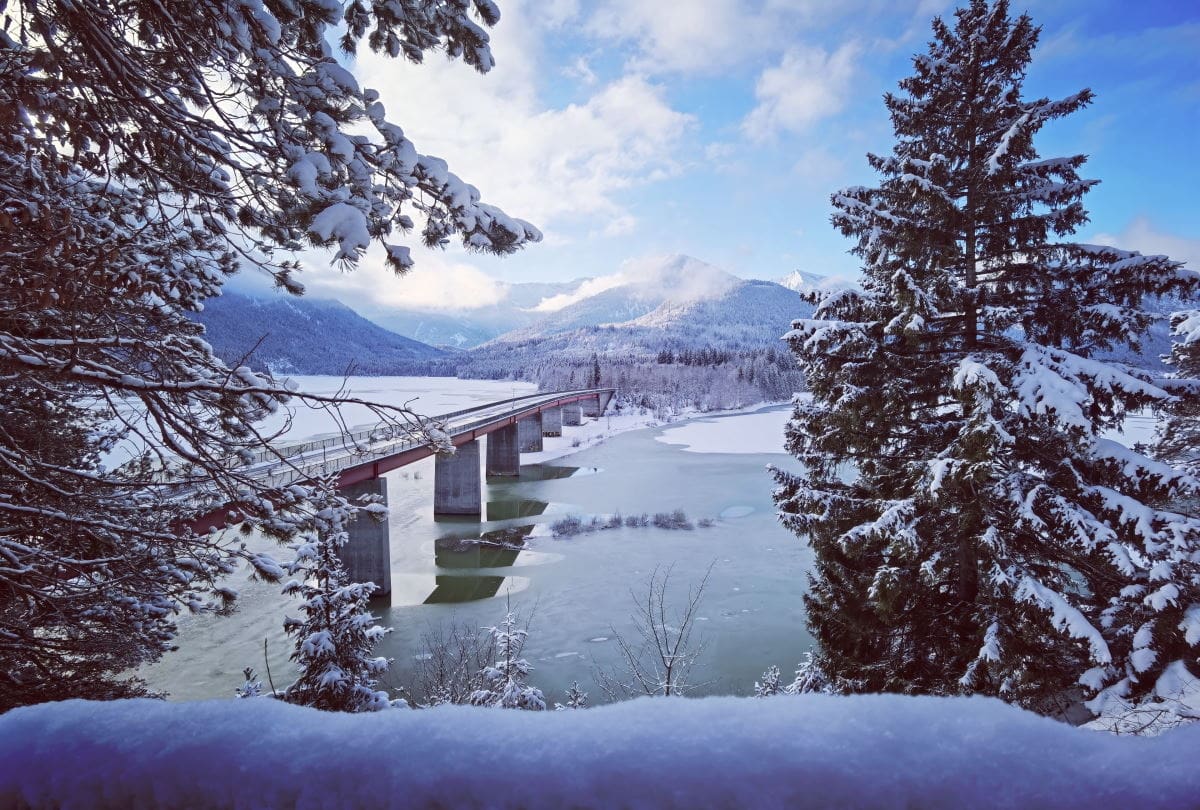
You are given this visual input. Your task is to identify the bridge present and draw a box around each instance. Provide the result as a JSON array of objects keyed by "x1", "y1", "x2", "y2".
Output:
[{"x1": 192, "y1": 388, "x2": 616, "y2": 596}]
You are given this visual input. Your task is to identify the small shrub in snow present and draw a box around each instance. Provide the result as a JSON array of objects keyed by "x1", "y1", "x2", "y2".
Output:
[
  {"x1": 552, "y1": 511, "x2": 706, "y2": 537},
  {"x1": 755, "y1": 665, "x2": 784, "y2": 697},
  {"x1": 550, "y1": 516, "x2": 585, "y2": 537},
  {"x1": 469, "y1": 610, "x2": 545, "y2": 711},
  {"x1": 555, "y1": 681, "x2": 589, "y2": 710},
  {"x1": 596, "y1": 564, "x2": 711, "y2": 699},
  {"x1": 652, "y1": 510, "x2": 694, "y2": 530},
  {"x1": 235, "y1": 668, "x2": 265, "y2": 699},
  {"x1": 410, "y1": 622, "x2": 496, "y2": 707}
]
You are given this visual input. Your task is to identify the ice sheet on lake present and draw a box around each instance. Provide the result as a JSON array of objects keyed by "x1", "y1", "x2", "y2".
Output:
[{"x1": 655, "y1": 408, "x2": 790, "y2": 454}]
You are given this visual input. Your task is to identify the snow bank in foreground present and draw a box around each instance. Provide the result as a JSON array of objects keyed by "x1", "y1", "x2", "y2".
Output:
[{"x1": 2, "y1": 695, "x2": 1197, "y2": 809}]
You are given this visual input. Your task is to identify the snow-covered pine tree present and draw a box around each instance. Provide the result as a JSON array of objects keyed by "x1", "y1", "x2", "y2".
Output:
[
  {"x1": 1157, "y1": 311, "x2": 1200, "y2": 475},
  {"x1": 0, "y1": 1, "x2": 531, "y2": 707},
  {"x1": 755, "y1": 665, "x2": 783, "y2": 697},
  {"x1": 783, "y1": 652, "x2": 832, "y2": 696},
  {"x1": 235, "y1": 668, "x2": 265, "y2": 699},
  {"x1": 282, "y1": 483, "x2": 393, "y2": 713},
  {"x1": 555, "y1": 681, "x2": 588, "y2": 710},
  {"x1": 774, "y1": 0, "x2": 1200, "y2": 714},
  {"x1": 469, "y1": 609, "x2": 546, "y2": 710}
]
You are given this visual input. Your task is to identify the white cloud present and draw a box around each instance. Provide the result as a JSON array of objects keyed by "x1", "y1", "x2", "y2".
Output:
[
  {"x1": 300, "y1": 247, "x2": 508, "y2": 312},
  {"x1": 601, "y1": 214, "x2": 638, "y2": 237},
  {"x1": 350, "y1": 0, "x2": 693, "y2": 242},
  {"x1": 742, "y1": 42, "x2": 861, "y2": 141},
  {"x1": 1091, "y1": 217, "x2": 1200, "y2": 272},
  {"x1": 582, "y1": 0, "x2": 881, "y2": 75},
  {"x1": 564, "y1": 56, "x2": 597, "y2": 85},
  {"x1": 587, "y1": 0, "x2": 761, "y2": 74},
  {"x1": 533, "y1": 274, "x2": 627, "y2": 311},
  {"x1": 533, "y1": 253, "x2": 737, "y2": 311}
]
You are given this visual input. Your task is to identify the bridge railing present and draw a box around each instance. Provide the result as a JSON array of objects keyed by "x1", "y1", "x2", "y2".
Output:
[{"x1": 227, "y1": 388, "x2": 614, "y2": 490}]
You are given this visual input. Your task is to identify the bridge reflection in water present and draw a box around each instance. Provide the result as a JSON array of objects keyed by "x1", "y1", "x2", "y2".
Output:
[
  {"x1": 423, "y1": 525, "x2": 534, "y2": 604},
  {"x1": 330, "y1": 389, "x2": 613, "y2": 598}
]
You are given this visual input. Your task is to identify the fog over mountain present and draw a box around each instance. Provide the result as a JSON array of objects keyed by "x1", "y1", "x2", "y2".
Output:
[{"x1": 354, "y1": 278, "x2": 591, "y2": 349}]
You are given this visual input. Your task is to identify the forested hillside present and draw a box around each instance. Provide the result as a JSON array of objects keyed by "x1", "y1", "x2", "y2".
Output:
[
  {"x1": 195, "y1": 292, "x2": 446, "y2": 376},
  {"x1": 457, "y1": 279, "x2": 813, "y2": 411}
]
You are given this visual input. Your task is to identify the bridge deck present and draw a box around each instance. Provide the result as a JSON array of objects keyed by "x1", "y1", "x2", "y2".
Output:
[{"x1": 189, "y1": 388, "x2": 615, "y2": 532}]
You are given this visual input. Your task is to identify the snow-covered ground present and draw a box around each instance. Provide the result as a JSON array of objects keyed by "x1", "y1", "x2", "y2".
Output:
[
  {"x1": 2, "y1": 695, "x2": 1197, "y2": 809},
  {"x1": 520, "y1": 408, "x2": 675, "y2": 464},
  {"x1": 650, "y1": 399, "x2": 1158, "y2": 458},
  {"x1": 655, "y1": 406, "x2": 791, "y2": 454}
]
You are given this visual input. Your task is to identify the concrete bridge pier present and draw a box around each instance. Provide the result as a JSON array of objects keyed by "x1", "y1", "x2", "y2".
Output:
[
  {"x1": 518, "y1": 413, "x2": 543, "y2": 452},
  {"x1": 541, "y1": 406, "x2": 562, "y2": 437},
  {"x1": 434, "y1": 439, "x2": 482, "y2": 516},
  {"x1": 338, "y1": 477, "x2": 391, "y2": 596},
  {"x1": 582, "y1": 395, "x2": 603, "y2": 418},
  {"x1": 486, "y1": 423, "x2": 520, "y2": 477},
  {"x1": 562, "y1": 403, "x2": 582, "y2": 426}
]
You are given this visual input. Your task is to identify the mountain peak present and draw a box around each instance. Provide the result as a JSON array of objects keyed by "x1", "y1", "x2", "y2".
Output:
[{"x1": 777, "y1": 269, "x2": 857, "y2": 295}]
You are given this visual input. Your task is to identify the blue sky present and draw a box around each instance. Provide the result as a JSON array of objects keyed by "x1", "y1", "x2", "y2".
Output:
[{"x1": 294, "y1": 0, "x2": 1199, "y2": 312}]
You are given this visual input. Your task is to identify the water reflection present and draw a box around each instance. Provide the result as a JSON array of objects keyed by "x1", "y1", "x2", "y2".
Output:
[
  {"x1": 486, "y1": 499, "x2": 549, "y2": 521},
  {"x1": 424, "y1": 575, "x2": 507, "y2": 604},
  {"x1": 436, "y1": 543, "x2": 521, "y2": 569},
  {"x1": 434, "y1": 527, "x2": 532, "y2": 570},
  {"x1": 516, "y1": 464, "x2": 603, "y2": 481}
]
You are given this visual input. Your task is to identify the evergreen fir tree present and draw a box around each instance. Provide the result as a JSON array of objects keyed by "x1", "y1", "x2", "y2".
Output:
[
  {"x1": 469, "y1": 609, "x2": 546, "y2": 710},
  {"x1": 1157, "y1": 311, "x2": 1200, "y2": 476},
  {"x1": 282, "y1": 484, "x2": 394, "y2": 713},
  {"x1": 774, "y1": 0, "x2": 1200, "y2": 714},
  {"x1": 784, "y1": 653, "x2": 833, "y2": 696}
]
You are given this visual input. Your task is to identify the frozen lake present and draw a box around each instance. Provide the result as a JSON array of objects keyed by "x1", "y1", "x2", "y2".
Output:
[{"x1": 141, "y1": 378, "x2": 811, "y2": 703}]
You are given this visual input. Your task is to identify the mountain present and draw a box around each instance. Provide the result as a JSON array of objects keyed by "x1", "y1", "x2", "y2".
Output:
[
  {"x1": 194, "y1": 291, "x2": 446, "y2": 375},
  {"x1": 493, "y1": 255, "x2": 744, "y2": 343},
  {"x1": 358, "y1": 278, "x2": 592, "y2": 349},
  {"x1": 459, "y1": 272, "x2": 813, "y2": 410},
  {"x1": 465, "y1": 275, "x2": 813, "y2": 366},
  {"x1": 777, "y1": 269, "x2": 858, "y2": 297}
]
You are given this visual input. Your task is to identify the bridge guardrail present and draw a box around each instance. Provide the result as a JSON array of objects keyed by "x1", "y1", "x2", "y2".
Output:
[{"x1": 213, "y1": 387, "x2": 615, "y2": 492}]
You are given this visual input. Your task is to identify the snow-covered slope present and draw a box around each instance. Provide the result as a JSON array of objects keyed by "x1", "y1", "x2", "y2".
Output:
[
  {"x1": 777, "y1": 269, "x2": 858, "y2": 297},
  {"x1": 498, "y1": 255, "x2": 741, "y2": 342},
  {"x1": 627, "y1": 278, "x2": 814, "y2": 344},
  {"x1": 194, "y1": 291, "x2": 446, "y2": 375},
  {"x1": 468, "y1": 277, "x2": 812, "y2": 365},
  {"x1": 2, "y1": 695, "x2": 1197, "y2": 809}
]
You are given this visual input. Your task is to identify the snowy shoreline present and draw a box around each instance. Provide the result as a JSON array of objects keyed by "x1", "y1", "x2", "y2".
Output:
[{"x1": 519, "y1": 398, "x2": 794, "y2": 467}]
